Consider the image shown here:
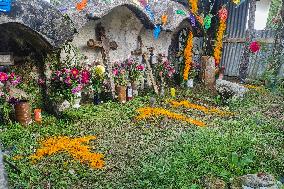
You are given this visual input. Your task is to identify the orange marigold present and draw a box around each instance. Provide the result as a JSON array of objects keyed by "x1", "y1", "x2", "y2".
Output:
[
  {"x1": 170, "y1": 100, "x2": 234, "y2": 117},
  {"x1": 189, "y1": 0, "x2": 198, "y2": 14},
  {"x1": 136, "y1": 107, "x2": 205, "y2": 127},
  {"x1": 30, "y1": 136, "x2": 105, "y2": 169},
  {"x1": 183, "y1": 32, "x2": 194, "y2": 81},
  {"x1": 214, "y1": 19, "x2": 227, "y2": 66}
]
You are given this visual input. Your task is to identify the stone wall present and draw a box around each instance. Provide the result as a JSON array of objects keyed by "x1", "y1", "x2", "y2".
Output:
[{"x1": 70, "y1": 6, "x2": 179, "y2": 64}]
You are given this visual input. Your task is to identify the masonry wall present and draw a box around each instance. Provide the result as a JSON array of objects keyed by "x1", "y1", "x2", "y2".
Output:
[{"x1": 70, "y1": 6, "x2": 175, "y2": 64}]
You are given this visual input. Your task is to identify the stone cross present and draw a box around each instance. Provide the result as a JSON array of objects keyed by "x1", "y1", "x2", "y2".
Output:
[{"x1": 87, "y1": 23, "x2": 118, "y2": 99}]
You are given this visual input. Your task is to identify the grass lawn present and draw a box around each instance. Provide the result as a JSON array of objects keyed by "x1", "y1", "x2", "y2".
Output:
[{"x1": 0, "y1": 86, "x2": 283, "y2": 188}]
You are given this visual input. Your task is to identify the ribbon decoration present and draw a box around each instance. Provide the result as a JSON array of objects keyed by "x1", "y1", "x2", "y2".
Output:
[
  {"x1": 218, "y1": 7, "x2": 228, "y2": 21},
  {"x1": 153, "y1": 25, "x2": 161, "y2": 40},
  {"x1": 0, "y1": 0, "x2": 11, "y2": 12},
  {"x1": 145, "y1": 4, "x2": 154, "y2": 21}
]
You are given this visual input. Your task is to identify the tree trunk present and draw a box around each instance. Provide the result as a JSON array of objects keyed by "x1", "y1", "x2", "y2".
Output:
[{"x1": 239, "y1": 0, "x2": 256, "y2": 83}]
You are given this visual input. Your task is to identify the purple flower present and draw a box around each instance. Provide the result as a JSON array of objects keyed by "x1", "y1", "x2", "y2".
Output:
[
  {"x1": 71, "y1": 85, "x2": 83, "y2": 94},
  {"x1": 64, "y1": 77, "x2": 72, "y2": 85}
]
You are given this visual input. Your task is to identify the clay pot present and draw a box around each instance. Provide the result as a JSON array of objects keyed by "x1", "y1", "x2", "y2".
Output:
[
  {"x1": 116, "y1": 86, "x2": 126, "y2": 103},
  {"x1": 34, "y1": 108, "x2": 42, "y2": 124},
  {"x1": 14, "y1": 100, "x2": 32, "y2": 126}
]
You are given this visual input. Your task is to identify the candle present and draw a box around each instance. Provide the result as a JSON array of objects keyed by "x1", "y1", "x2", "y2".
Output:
[{"x1": 170, "y1": 88, "x2": 176, "y2": 98}]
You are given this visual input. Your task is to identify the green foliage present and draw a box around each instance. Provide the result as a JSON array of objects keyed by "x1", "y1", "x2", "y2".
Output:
[
  {"x1": 266, "y1": 0, "x2": 282, "y2": 29},
  {"x1": 0, "y1": 88, "x2": 283, "y2": 188}
]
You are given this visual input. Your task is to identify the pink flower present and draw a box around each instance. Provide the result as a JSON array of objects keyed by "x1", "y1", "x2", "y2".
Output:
[
  {"x1": 10, "y1": 76, "x2": 21, "y2": 86},
  {"x1": 81, "y1": 70, "x2": 90, "y2": 84},
  {"x1": 9, "y1": 72, "x2": 15, "y2": 79},
  {"x1": 71, "y1": 85, "x2": 83, "y2": 94},
  {"x1": 113, "y1": 69, "x2": 118, "y2": 76},
  {"x1": 38, "y1": 78, "x2": 45, "y2": 86},
  {"x1": 159, "y1": 71, "x2": 163, "y2": 77},
  {"x1": 0, "y1": 72, "x2": 8, "y2": 82},
  {"x1": 250, "y1": 41, "x2": 261, "y2": 53},
  {"x1": 64, "y1": 76, "x2": 72, "y2": 85},
  {"x1": 136, "y1": 65, "x2": 144, "y2": 71},
  {"x1": 56, "y1": 71, "x2": 61, "y2": 77},
  {"x1": 71, "y1": 68, "x2": 79, "y2": 78}
]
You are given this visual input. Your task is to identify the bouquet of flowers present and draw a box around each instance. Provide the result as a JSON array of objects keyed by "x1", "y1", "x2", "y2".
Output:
[
  {"x1": 50, "y1": 67, "x2": 91, "y2": 102},
  {"x1": 155, "y1": 54, "x2": 176, "y2": 82},
  {"x1": 113, "y1": 61, "x2": 128, "y2": 87},
  {"x1": 0, "y1": 69, "x2": 22, "y2": 104},
  {"x1": 91, "y1": 64, "x2": 106, "y2": 94},
  {"x1": 124, "y1": 56, "x2": 144, "y2": 83}
]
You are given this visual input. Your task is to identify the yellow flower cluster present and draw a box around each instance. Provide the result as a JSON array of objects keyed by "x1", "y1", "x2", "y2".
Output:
[
  {"x1": 136, "y1": 107, "x2": 205, "y2": 127},
  {"x1": 30, "y1": 136, "x2": 104, "y2": 169},
  {"x1": 214, "y1": 19, "x2": 227, "y2": 66},
  {"x1": 170, "y1": 100, "x2": 234, "y2": 117},
  {"x1": 189, "y1": 0, "x2": 198, "y2": 14},
  {"x1": 183, "y1": 32, "x2": 194, "y2": 81}
]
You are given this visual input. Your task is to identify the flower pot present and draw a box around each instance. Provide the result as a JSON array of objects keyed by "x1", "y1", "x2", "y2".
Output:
[
  {"x1": 73, "y1": 92, "x2": 81, "y2": 109},
  {"x1": 14, "y1": 100, "x2": 32, "y2": 126},
  {"x1": 34, "y1": 108, "x2": 42, "y2": 124},
  {"x1": 116, "y1": 86, "x2": 126, "y2": 103}
]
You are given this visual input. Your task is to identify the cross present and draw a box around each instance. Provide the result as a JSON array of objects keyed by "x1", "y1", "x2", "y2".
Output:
[{"x1": 87, "y1": 23, "x2": 118, "y2": 99}]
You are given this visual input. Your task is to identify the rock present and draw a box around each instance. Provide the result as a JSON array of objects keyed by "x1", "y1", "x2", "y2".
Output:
[
  {"x1": 8, "y1": 87, "x2": 28, "y2": 100},
  {"x1": 0, "y1": 150, "x2": 8, "y2": 189},
  {"x1": 231, "y1": 173, "x2": 283, "y2": 189},
  {"x1": 216, "y1": 79, "x2": 249, "y2": 99},
  {"x1": 47, "y1": 100, "x2": 70, "y2": 117},
  {"x1": 203, "y1": 176, "x2": 227, "y2": 189}
]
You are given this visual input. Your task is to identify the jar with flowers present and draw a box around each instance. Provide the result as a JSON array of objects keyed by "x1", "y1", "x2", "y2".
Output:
[
  {"x1": 113, "y1": 61, "x2": 128, "y2": 103},
  {"x1": 125, "y1": 56, "x2": 144, "y2": 96},
  {"x1": 155, "y1": 54, "x2": 176, "y2": 96},
  {"x1": 91, "y1": 64, "x2": 105, "y2": 105}
]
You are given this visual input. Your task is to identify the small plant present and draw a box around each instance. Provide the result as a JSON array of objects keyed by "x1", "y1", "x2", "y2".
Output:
[
  {"x1": 124, "y1": 56, "x2": 144, "y2": 83},
  {"x1": 113, "y1": 61, "x2": 128, "y2": 87},
  {"x1": 91, "y1": 64, "x2": 106, "y2": 94}
]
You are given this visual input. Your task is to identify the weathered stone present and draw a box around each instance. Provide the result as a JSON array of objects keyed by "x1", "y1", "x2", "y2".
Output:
[
  {"x1": 8, "y1": 87, "x2": 28, "y2": 100},
  {"x1": 216, "y1": 79, "x2": 249, "y2": 99},
  {"x1": 0, "y1": 53, "x2": 14, "y2": 65},
  {"x1": 0, "y1": 150, "x2": 8, "y2": 189},
  {"x1": 231, "y1": 173, "x2": 283, "y2": 189}
]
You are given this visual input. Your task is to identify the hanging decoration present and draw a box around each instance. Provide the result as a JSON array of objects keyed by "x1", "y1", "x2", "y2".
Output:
[
  {"x1": 176, "y1": 9, "x2": 187, "y2": 16},
  {"x1": 189, "y1": 0, "x2": 198, "y2": 14},
  {"x1": 213, "y1": 7, "x2": 228, "y2": 66},
  {"x1": 139, "y1": 0, "x2": 147, "y2": 7},
  {"x1": 153, "y1": 25, "x2": 161, "y2": 40},
  {"x1": 189, "y1": 14, "x2": 196, "y2": 27},
  {"x1": 249, "y1": 41, "x2": 261, "y2": 53},
  {"x1": 76, "y1": 0, "x2": 88, "y2": 11},
  {"x1": 196, "y1": 15, "x2": 204, "y2": 25},
  {"x1": 145, "y1": 4, "x2": 155, "y2": 21},
  {"x1": 183, "y1": 32, "x2": 194, "y2": 81},
  {"x1": 232, "y1": 0, "x2": 246, "y2": 7},
  {"x1": 0, "y1": 0, "x2": 11, "y2": 12},
  {"x1": 204, "y1": 14, "x2": 212, "y2": 30},
  {"x1": 161, "y1": 14, "x2": 168, "y2": 26}
]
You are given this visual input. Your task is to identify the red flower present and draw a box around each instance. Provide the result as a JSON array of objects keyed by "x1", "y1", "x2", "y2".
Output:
[
  {"x1": 136, "y1": 65, "x2": 144, "y2": 71},
  {"x1": 0, "y1": 72, "x2": 8, "y2": 82},
  {"x1": 81, "y1": 70, "x2": 90, "y2": 84},
  {"x1": 71, "y1": 68, "x2": 79, "y2": 78},
  {"x1": 249, "y1": 41, "x2": 261, "y2": 53}
]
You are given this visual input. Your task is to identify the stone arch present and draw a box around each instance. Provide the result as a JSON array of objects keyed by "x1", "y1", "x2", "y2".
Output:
[{"x1": 0, "y1": 0, "x2": 75, "y2": 49}]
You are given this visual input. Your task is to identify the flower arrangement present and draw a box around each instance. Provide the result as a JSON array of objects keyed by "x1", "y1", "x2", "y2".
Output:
[
  {"x1": 136, "y1": 107, "x2": 205, "y2": 127},
  {"x1": 30, "y1": 136, "x2": 105, "y2": 169},
  {"x1": 156, "y1": 54, "x2": 176, "y2": 81},
  {"x1": 50, "y1": 67, "x2": 91, "y2": 101},
  {"x1": 91, "y1": 64, "x2": 106, "y2": 94},
  {"x1": 0, "y1": 68, "x2": 22, "y2": 104},
  {"x1": 214, "y1": 7, "x2": 228, "y2": 66},
  {"x1": 113, "y1": 61, "x2": 128, "y2": 87},
  {"x1": 183, "y1": 32, "x2": 194, "y2": 81},
  {"x1": 124, "y1": 56, "x2": 144, "y2": 83}
]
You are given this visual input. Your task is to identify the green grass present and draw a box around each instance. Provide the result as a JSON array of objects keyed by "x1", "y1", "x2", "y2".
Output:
[{"x1": 0, "y1": 87, "x2": 283, "y2": 188}]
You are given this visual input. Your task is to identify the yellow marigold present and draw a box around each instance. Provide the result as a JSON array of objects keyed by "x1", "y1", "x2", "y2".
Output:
[
  {"x1": 30, "y1": 136, "x2": 104, "y2": 169},
  {"x1": 136, "y1": 107, "x2": 205, "y2": 127},
  {"x1": 214, "y1": 20, "x2": 227, "y2": 66},
  {"x1": 183, "y1": 32, "x2": 194, "y2": 81},
  {"x1": 169, "y1": 100, "x2": 234, "y2": 117}
]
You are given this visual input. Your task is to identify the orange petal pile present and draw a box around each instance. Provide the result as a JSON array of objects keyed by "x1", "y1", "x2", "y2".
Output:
[
  {"x1": 136, "y1": 107, "x2": 205, "y2": 127},
  {"x1": 169, "y1": 100, "x2": 234, "y2": 116},
  {"x1": 30, "y1": 136, "x2": 104, "y2": 169}
]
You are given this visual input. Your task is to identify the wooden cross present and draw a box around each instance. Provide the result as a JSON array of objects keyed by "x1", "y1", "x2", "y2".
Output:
[{"x1": 87, "y1": 23, "x2": 118, "y2": 99}]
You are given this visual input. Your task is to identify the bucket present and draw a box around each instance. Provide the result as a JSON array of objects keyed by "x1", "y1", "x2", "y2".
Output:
[
  {"x1": 14, "y1": 100, "x2": 32, "y2": 126},
  {"x1": 116, "y1": 86, "x2": 126, "y2": 103}
]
